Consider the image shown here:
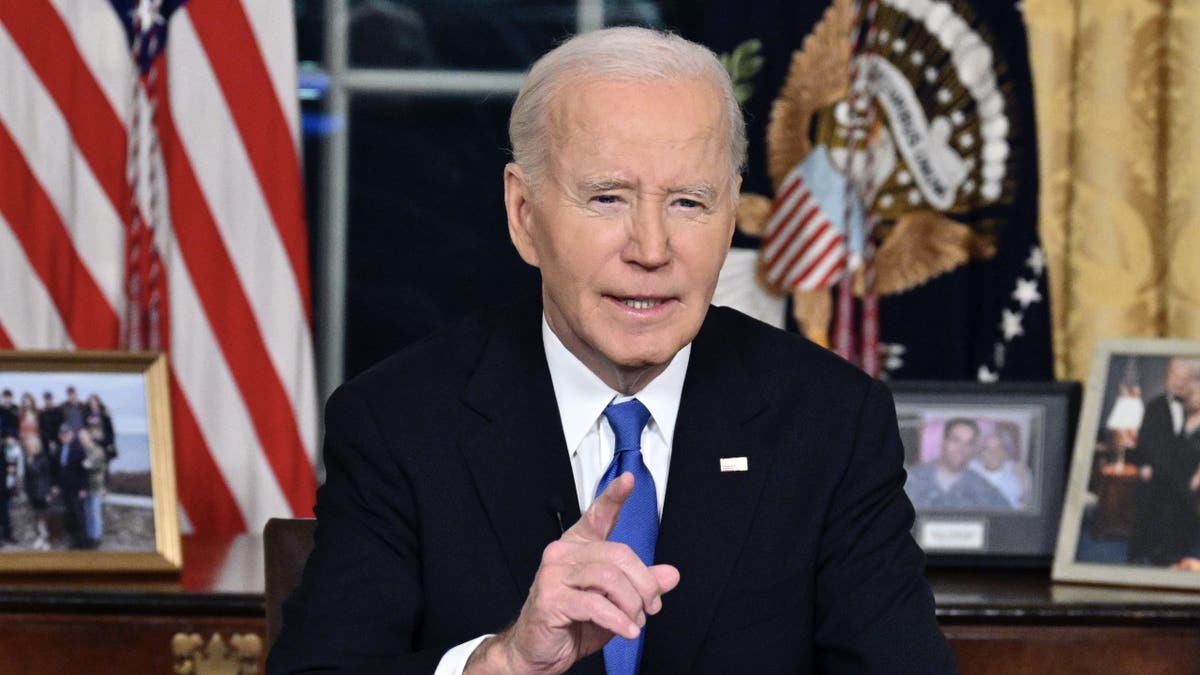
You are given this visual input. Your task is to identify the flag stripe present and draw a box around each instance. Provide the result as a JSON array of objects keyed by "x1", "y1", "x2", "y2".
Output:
[
  {"x1": 0, "y1": 19, "x2": 126, "y2": 315},
  {"x1": 167, "y1": 14, "x2": 317, "y2": 462},
  {"x1": 772, "y1": 174, "x2": 802, "y2": 208},
  {"x1": 167, "y1": 241, "x2": 295, "y2": 528},
  {"x1": 46, "y1": 0, "x2": 133, "y2": 123},
  {"x1": 811, "y1": 256, "x2": 848, "y2": 291},
  {"x1": 789, "y1": 234, "x2": 845, "y2": 290},
  {"x1": 0, "y1": 325, "x2": 12, "y2": 350},
  {"x1": 0, "y1": 121, "x2": 119, "y2": 348},
  {"x1": 761, "y1": 177, "x2": 805, "y2": 255},
  {"x1": 785, "y1": 221, "x2": 836, "y2": 274},
  {"x1": 762, "y1": 194, "x2": 812, "y2": 264},
  {"x1": 170, "y1": 374, "x2": 247, "y2": 535},
  {"x1": 186, "y1": 2, "x2": 311, "y2": 318},
  {"x1": 159, "y1": 96, "x2": 317, "y2": 517},
  {"x1": 236, "y1": 0, "x2": 301, "y2": 146},
  {"x1": 765, "y1": 205, "x2": 821, "y2": 281},
  {"x1": 0, "y1": 208, "x2": 72, "y2": 349},
  {"x1": 781, "y1": 223, "x2": 839, "y2": 287},
  {"x1": 0, "y1": 0, "x2": 129, "y2": 218}
]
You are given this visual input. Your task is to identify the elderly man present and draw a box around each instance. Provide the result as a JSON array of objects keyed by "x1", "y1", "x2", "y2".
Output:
[
  {"x1": 1128, "y1": 358, "x2": 1200, "y2": 565},
  {"x1": 269, "y1": 27, "x2": 953, "y2": 674}
]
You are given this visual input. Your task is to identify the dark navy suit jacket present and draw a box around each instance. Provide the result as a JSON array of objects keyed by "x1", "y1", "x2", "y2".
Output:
[{"x1": 268, "y1": 299, "x2": 956, "y2": 674}]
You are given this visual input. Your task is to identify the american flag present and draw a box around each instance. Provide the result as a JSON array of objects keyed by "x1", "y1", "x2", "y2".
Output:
[
  {"x1": 0, "y1": 0, "x2": 317, "y2": 536},
  {"x1": 759, "y1": 164, "x2": 849, "y2": 293}
]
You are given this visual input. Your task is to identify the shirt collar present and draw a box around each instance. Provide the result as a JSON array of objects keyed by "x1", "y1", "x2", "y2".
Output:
[{"x1": 542, "y1": 315, "x2": 690, "y2": 454}]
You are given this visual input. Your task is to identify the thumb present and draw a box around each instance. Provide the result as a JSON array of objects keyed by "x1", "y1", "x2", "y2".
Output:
[
  {"x1": 564, "y1": 472, "x2": 633, "y2": 543},
  {"x1": 650, "y1": 564, "x2": 681, "y2": 594}
]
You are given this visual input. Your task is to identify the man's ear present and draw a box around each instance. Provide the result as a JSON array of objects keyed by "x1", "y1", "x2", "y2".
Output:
[
  {"x1": 504, "y1": 163, "x2": 540, "y2": 267},
  {"x1": 725, "y1": 175, "x2": 743, "y2": 242}
]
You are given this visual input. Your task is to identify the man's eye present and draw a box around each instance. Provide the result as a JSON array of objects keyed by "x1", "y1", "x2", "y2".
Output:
[
  {"x1": 675, "y1": 198, "x2": 704, "y2": 209},
  {"x1": 592, "y1": 195, "x2": 621, "y2": 205}
]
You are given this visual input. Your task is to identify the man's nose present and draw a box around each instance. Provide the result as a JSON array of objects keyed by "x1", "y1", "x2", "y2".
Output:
[{"x1": 625, "y1": 201, "x2": 670, "y2": 268}]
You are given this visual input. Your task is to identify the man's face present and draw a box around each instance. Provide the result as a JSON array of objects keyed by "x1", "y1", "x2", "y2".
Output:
[
  {"x1": 981, "y1": 434, "x2": 1007, "y2": 471},
  {"x1": 1186, "y1": 377, "x2": 1200, "y2": 413},
  {"x1": 1166, "y1": 359, "x2": 1193, "y2": 397},
  {"x1": 939, "y1": 423, "x2": 978, "y2": 472},
  {"x1": 505, "y1": 76, "x2": 737, "y2": 389},
  {"x1": 67, "y1": 389, "x2": 78, "y2": 404}
]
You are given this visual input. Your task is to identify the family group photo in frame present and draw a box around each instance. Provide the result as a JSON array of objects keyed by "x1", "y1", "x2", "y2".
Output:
[
  {"x1": 892, "y1": 382, "x2": 1080, "y2": 564},
  {"x1": 0, "y1": 352, "x2": 179, "y2": 573},
  {"x1": 1054, "y1": 339, "x2": 1200, "y2": 591}
]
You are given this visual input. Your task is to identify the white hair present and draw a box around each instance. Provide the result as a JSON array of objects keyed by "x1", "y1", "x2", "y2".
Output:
[{"x1": 509, "y1": 26, "x2": 747, "y2": 185}]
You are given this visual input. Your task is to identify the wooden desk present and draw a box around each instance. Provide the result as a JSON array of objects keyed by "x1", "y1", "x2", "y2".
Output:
[
  {"x1": 2, "y1": 540, "x2": 1199, "y2": 674},
  {"x1": 0, "y1": 535, "x2": 264, "y2": 675},
  {"x1": 934, "y1": 568, "x2": 1200, "y2": 674}
]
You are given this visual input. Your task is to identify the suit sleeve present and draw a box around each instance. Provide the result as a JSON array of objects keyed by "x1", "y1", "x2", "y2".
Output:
[
  {"x1": 813, "y1": 379, "x2": 958, "y2": 674},
  {"x1": 266, "y1": 384, "x2": 446, "y2": 674}
]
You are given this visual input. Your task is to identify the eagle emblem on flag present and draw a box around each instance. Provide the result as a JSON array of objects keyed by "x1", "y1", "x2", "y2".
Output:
[{"x1": 737, "y1": 0, "x2": 1024, "y2": 346}]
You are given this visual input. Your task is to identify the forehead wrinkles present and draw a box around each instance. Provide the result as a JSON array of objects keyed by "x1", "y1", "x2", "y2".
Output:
[{"x1": 547, "y1": 77, "x2": 728, "y2": 167}]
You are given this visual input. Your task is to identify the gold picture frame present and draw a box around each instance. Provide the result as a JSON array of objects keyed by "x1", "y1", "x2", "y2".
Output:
[
  {"x1": 1053, "y1": 338, "x2": 1200, "y2": 590},
  {"x1": 0, "y1": 351, "x2": 180, "y2": 573}
]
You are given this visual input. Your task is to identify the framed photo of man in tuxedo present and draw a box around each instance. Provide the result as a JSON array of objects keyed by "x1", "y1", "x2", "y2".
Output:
[
  {"x1": 0, "y1": 351, "x2": 179, "y2": 573},
  {"x1": 891, "y1": 381, "x2": 1080, "y2": 565},
  {"x1": 1054, "y1": 339, "x2": 1200, "y2": 590}
]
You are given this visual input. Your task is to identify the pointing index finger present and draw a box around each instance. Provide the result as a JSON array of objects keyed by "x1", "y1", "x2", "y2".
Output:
[{"x1": 564, "y1": 472, "x2": 634, "y2": 543}]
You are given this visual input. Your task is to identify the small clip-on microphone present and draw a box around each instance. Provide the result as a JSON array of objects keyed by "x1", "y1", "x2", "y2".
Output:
[{"x1": 547, "y1": 496, "x2": 566, "y2": 535}]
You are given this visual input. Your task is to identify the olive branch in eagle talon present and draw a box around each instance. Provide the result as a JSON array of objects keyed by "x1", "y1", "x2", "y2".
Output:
[{"x1": 719, "y1": 39, "x2": 765, "y2": 105}]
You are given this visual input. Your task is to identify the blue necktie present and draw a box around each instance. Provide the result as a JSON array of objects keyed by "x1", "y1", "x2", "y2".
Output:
[{"x1": 595, "y1": 398, "x2": 656, "y2": 675}]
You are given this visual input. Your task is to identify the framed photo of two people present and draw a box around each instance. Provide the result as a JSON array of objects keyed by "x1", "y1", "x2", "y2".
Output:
[
  {"x1": 893, "y1": 381, "x2": 1080, "y2": 566},
  {"x1": 1054, "y1": 339, "x2": 1200, "y2": 590},
  {"x1": 0, "y1": 351, "x2": 180, "y2": 573}
]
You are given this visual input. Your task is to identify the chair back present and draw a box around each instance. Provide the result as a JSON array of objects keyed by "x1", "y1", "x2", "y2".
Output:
[{"x1": 263, "y1": 517, "x2": 317, "y2": 649}]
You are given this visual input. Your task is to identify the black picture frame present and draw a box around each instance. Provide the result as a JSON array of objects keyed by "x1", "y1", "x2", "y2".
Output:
[{"x1": 889, "y1": 380, "x2": 1081, "y2": 567}]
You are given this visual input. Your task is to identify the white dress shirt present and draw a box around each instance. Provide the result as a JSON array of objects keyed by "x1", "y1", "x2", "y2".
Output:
[
  {"x1": 1169, "y1": 394, "x2": 1184, "y2": 435},
  {"x1": 543, "y1": 316, "x2": 689, "y2": 518},
  {"x1": 434, "y1": 315, "x2": 691, "y2": 674}
]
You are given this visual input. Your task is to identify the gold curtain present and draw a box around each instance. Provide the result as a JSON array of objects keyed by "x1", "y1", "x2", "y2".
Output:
[{"x1": 1025, "y1": 0, "x2": 1200, "y2": 381}]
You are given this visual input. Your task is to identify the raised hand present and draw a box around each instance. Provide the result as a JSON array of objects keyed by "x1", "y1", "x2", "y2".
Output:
[{"x1": 465, "y1": 472, "x2": 680, "y2": 675}]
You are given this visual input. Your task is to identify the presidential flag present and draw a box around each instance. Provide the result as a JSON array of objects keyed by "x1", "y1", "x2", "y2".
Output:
[
  {"x1": 0, "y1": 0, "x2": 317, "y2": 535},
  {"x1": 695, "y1": 0, "x2": 1053, "y2": 381}
]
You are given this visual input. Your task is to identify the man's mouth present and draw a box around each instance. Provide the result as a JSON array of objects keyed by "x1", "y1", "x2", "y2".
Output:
[{"x1": 619, "y1": 297, "x2": 666, "y2": 310}]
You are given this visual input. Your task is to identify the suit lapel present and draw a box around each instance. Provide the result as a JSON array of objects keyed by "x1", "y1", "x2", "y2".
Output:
[
  {"x1": 643, "y1": 312, "x2": 771, "y2": 672},
  {"x1": 458, "y1": 302, "x2": 582, "y2": 599},
  {"x1": 457, "y1": 305, "x2": 769, "y2": 673}
]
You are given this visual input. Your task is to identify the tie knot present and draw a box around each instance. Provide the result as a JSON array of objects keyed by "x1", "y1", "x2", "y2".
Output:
[{"x1": 603, "y1": 399, "x2": 651, "y2": 452}]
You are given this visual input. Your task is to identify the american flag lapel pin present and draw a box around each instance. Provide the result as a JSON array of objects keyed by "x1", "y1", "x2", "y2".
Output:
[{"x1": 719, "y1": 456, "x2": 748, "y2": 472}]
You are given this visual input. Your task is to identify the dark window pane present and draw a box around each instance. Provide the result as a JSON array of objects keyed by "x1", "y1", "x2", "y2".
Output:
[
  {"x1": 348, "y1": 1, "x2": 577, "y2": 70},
  {"x1": 295, "y1": 0, "x2": 325, "y2": 64},
  {"x1": 344, "y1": 94, "x2": 539, "y2": 378},
  {"x1": 300, "y1": 96, "x2": 325, "y2": 335},
  {"x1": 602, "y1": 1, "x2": 663, "y2": 27}
]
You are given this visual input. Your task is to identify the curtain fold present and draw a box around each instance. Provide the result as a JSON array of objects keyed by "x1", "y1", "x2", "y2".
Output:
[
  {"x1": 1023, "y1": 0, "x2": 1077, "y2": 380},
  {"x1": 1167, "y1": 1, "x2": 1200, "y2": 340},
  {"x1": 1025, "y1": 0, "x2": 1197, "y2": 382}
]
